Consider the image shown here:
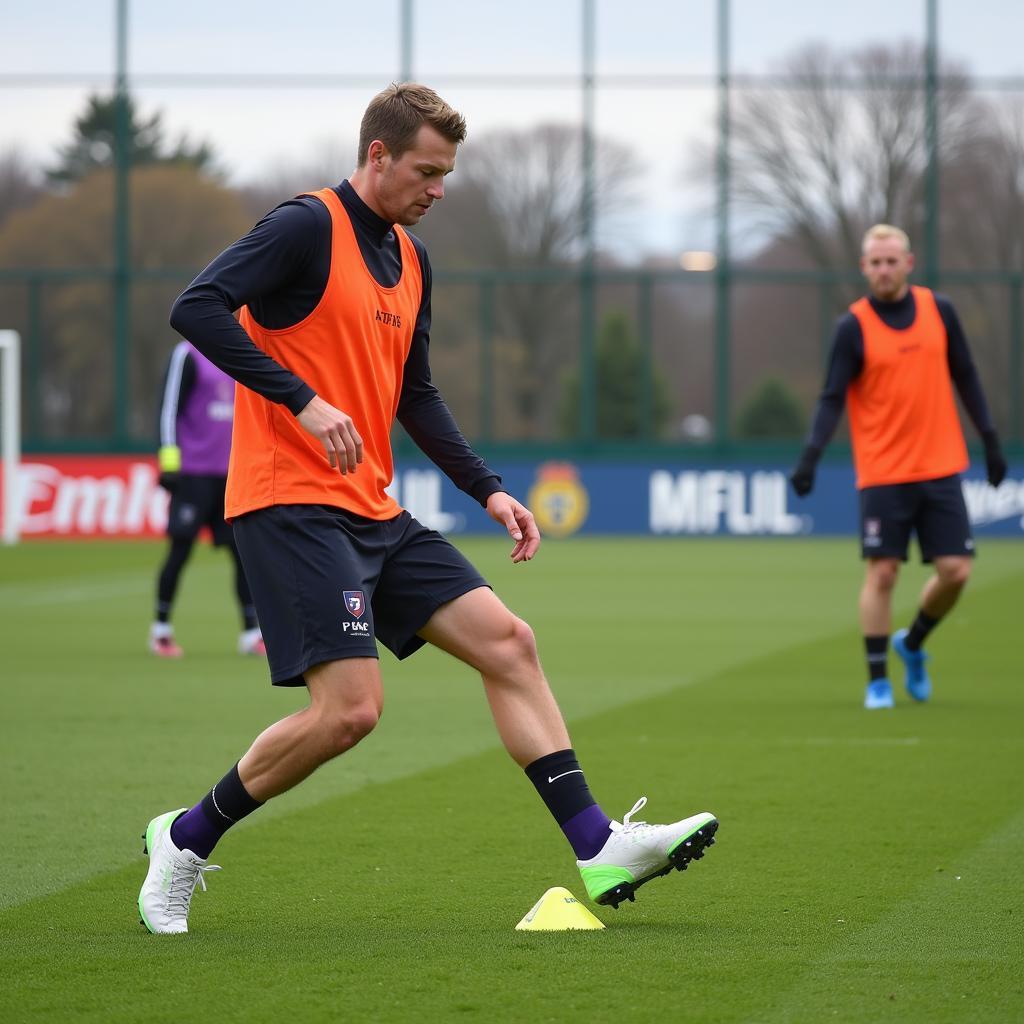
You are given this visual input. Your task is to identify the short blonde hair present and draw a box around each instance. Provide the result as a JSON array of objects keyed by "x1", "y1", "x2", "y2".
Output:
[
  {"x1": 862, "y1": 224, "x2": 911, "y2": 253},
  {"x1": 357, "y1": 83, "x2": 467, "y2": 166}
]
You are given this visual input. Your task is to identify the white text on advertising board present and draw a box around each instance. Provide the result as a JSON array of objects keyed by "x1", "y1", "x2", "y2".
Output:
[{"x1": 649, "y1": 470, "x2": 805, "y2": 535}]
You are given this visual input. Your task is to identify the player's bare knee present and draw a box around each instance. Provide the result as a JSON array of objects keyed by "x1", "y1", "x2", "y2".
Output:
[
  {"x1": 939, "y1": 558, "x2": 972, "y2": 588},
  {"x1": 320, "y1": 703, "x2": 381, "y2": 756},
  {"x1": 868, "y1": 560, "x2": 900, "y2": 592},
  {"x1": 505, "y1": 616, "x2": 540, "y2": 671},
  {"x1": 481, "y1": 615, "x2": 539, "y2": 680},
  {"x1": 343, "y1": 703, "x2": 382, "y2": 743}
]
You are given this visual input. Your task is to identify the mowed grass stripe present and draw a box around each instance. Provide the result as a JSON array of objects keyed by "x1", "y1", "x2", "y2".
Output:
[
  {"x1": 749, "y1": 807, "x2": 1024, "y2": 1024},
  {"x1": 1, "y1": 566, "x2": 1021, "y2": 1023}
]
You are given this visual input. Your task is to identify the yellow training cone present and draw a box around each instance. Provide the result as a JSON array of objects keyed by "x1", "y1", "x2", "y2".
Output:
[{"x1": 515, "y1": 887, "x2": 605, "y2": 931}]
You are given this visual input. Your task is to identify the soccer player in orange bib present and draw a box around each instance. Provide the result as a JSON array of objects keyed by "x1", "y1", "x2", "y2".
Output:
[
  {"x1": 790, "y1": 224, "x2": 1007, "y2": 709},
  {"x1": 137, "y1": 84, "x2": 719, "y2": 934}
]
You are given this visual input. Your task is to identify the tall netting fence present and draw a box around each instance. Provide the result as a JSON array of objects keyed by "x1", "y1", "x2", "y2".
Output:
[{"x1": 1, "y1": 0, "x2": 1021, "y2": 454}]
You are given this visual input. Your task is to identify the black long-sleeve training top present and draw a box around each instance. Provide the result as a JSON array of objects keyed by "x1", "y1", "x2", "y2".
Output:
[
  {"x1": 169, "y1": 179, "x2": 502, "y2": 506},
  {"x1": 805, "y1": 289, "x2": 997, "y2": 453}
]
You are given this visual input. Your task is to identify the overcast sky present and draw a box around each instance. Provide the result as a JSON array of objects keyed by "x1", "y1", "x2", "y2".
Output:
[{"x1": 3, "y1": 0, "x2": 1023, "y2": 257}]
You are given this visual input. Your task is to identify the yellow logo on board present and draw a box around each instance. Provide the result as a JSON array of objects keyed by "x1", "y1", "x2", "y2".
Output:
[{"x1": 528, "y1": 462, "x2": 589, "y2": 538}]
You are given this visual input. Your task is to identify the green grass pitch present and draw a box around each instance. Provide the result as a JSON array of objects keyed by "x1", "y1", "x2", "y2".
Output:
[{"x1": 1, "y1": 536, "x2": 1022, "y2": 1023}]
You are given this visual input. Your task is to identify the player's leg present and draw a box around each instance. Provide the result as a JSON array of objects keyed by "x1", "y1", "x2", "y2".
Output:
[
  {"x1": 417, "y1": 587, "x2": 611, "y2": 855},
  {"x1": 858, "y1": 484, "x2": 913, "y2": 709},
  {"x1": 152, "y1": 539, "x2": 192, "y2": 656},
  {"x1": 138, "y1": 657, "x2": 382, "y2": 934},
  {"x1": 174, "y1": 656, "x2": 382, "y2": 847},
  {"x1": 859, "y1": 557, "x2": 901, "y2": 637},
  {"x1": 892, "y1": 475, "x2": 975, "y2": 701},
  {"x1": 139, "y1": 505, "x2": 388, "y2": 933},
  {"x1": 370, "y1": 514, "x2": 604, "y2": 844},
  {"x1": 150, "y1": 477, "x2": 205, "y2": 656},
  {"x1": 237, "y1": 657, "x2": 382, "y2": 799},
  {"x1": 371, "y1": 513, "x2": 717, "y2": 909},
  {"x1": 419, "y1": 586, "x2": 718, "y2": 908},
  {"x1": 196, "y1": 475, "x2": 264, "y2": 654},
  {"x1": 918, "y1": 555, "x2": 973, "y2": 619},
  {"x1": 227, "y1": 536, "x2": 265, "y2": 654},
  {"x1": 417, "y1": 585, "x2": 570, "y2": 764}
]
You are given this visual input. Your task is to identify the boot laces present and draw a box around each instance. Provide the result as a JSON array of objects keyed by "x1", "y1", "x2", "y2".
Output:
[
  {"x1": 610, "y1": 796, "x2": 649, "y2": 834},
  {"x1": 166, "y1": 859, "x2": 221, "y2": 917}
]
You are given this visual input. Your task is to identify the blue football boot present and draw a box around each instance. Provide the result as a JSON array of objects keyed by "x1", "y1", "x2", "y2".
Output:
[
  {"x1": 864, "y1": 678, "x2": 894, "y2": 709},
  {"x1": 892, "y1": 628, "x2": 931, "y2": 702}
]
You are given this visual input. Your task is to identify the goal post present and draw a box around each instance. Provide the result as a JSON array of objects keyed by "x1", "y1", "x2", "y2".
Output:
[{"x1": 1, "y1": 330, "x2": 21, "y2": 545}]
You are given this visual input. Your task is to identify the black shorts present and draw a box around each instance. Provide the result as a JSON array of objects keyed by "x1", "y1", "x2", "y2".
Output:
[
  {"x1": 166, "y1": 475, "x2": 232, "y2": 546},
  {"x1": 232, "y1": 504, "x2": 490, "y2": 686},
  {"x1": 859, "y1": 474, "x2": 975, "y2": 562}
]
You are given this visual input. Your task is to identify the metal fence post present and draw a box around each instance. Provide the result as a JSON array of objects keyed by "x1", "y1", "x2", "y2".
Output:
[
  {"x1": 923, "y1": 0, "x2": 940, "y2": 288},
  {"x1": 480, "y1": 277, "x2": 495, "y2": 443},
  {"x1": 579, "y1": 0, "x2": 597, "y2": 443},
  {"x1": 713, "y1": 0, "x2": 732, "y2": 448},
  {"x1": 400, "y1": 0, "x2": 413, "y2": 81},
  {"x1": 113, "y1": 0, "x2": 132, "y2": 447},
  {"x1": 27, "y1": 278, "x2": 42, "y2": 444},
  {"x1": 637, "y1": 275, "x2": 654, "y2": 439},
  {"x1": 1011, "y1": 275, "x2": 1023, "y2": 444}
]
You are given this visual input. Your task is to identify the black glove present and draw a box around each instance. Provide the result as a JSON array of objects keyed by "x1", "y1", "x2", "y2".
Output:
[
  {"x1": 158, "y1": 471, "x2": 180, "y2": 493},
  {"x1": 983, "y1": 431, "x2": 1007, "y2": 488},
  {"x1": 789, "y1": 446, "x2": 821, "y2": 498}
]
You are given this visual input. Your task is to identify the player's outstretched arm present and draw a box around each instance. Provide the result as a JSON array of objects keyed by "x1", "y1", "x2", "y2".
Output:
[
  {"x1": 982, "y1": 430, "x2": 1008, "y2": 488},
  {"x1": 485, "y1": 492, "x2": 541, "y2": 563},
  {"x1": 789, "y1": 444, "x2": 821, "y2": 497},
  {"x1": 296, "y1": 395, "x2": 363, "y2": 474}
]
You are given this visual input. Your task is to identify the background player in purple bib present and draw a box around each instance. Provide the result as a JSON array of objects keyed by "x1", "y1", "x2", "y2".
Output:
[{"x1": 150, "y1": 339, "x2": 266, "y2": 658}]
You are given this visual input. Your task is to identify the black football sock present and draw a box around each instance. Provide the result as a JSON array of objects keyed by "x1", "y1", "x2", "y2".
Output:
[
  {"x1": 865, "y1": 635, "x2": 888, "y2": 682},
  {"x1": 525, "y1": 749, "x2": 611, "y2": 860},
  {"x1": 170, "y1": 762, "x2": 263, "y2": 859},
  {"x1": 904, "y1": 610, "x2": 938, "y2": 652}
]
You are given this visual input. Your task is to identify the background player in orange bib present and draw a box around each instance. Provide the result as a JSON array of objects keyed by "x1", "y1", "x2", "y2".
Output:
[
  {"x1": 137, "y1": 83, "x2": 719, "y2": 934},
  {"x1": 790, "y1": 224, "x2": 1007, "y2": 709}
]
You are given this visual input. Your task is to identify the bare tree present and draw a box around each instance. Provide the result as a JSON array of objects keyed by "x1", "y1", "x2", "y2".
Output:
[
  {"x1": 688, "y1": 41, "x2": 1024, "y2": 435},
  {"x1": 930, "y1": 94, "x2": 1024, "y2": 430},
  {"x1": 417, "y1": 122, "x2": 640, "y2": 438},
  {"x1": 0, "y1": 148, "x2": 45, "y2": 229},
  {"x1": 944, "y1": 95, "x2": 1024, "y2": 273},
  {"x1": 725, "y1": 42, "x2": 982, "y2": 283},
  {"x1": 237, "y1": 140, "x2": 356, "y2": 221}
]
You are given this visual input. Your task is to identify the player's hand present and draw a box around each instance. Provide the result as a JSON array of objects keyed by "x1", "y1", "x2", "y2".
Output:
[
  {"x1": 983, "y1": 432, "x2": 1007, "y2": 488},
  {"x1": 296, "y1": 395, "x2": 363, "y2": 474},
  {"x1": 158, "y1": 471, "x2": 180, "y2": 493},
  {"x1": 789, "y1": 446, "x2": 820, "y2": 498},
  {"x1": 486, "y1": 491, "x2": 541, "y2": 563}
]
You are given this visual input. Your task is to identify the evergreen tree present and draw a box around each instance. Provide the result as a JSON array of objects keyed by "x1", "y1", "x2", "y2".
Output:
[
  {"x1": 559, "y1": 310, "x2": 673, "y2": 439},
  {"x1": 48, "y1": 94, "x2": 215, "y2": 184},
  {"x1": 735, "y1": 377, "x2": 805, "y2": 439}
]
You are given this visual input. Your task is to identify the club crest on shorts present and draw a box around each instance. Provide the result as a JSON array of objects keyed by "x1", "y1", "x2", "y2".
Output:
[{"x1": 343, "y1": 590, "x2": 365, "y2": 619}]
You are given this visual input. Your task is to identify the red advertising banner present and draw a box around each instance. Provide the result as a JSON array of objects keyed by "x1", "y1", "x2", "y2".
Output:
[{"x1": 1, "y1": 455, "x2": 170, "y2": 538}]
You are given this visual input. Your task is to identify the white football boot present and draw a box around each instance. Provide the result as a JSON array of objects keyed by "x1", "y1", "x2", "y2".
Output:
[
  {"x1": 576, "y1": 797, "x2": 718, "y2": 908},
  {"x1": 237, "y1": 628, "x2": 267, "y2": 656},
  {"x1": 148, "y1": 623, "x2": 183, "y2": 658},
  {"x1": 138, "y1": 809, "x2": 221, "y2": 934}
]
